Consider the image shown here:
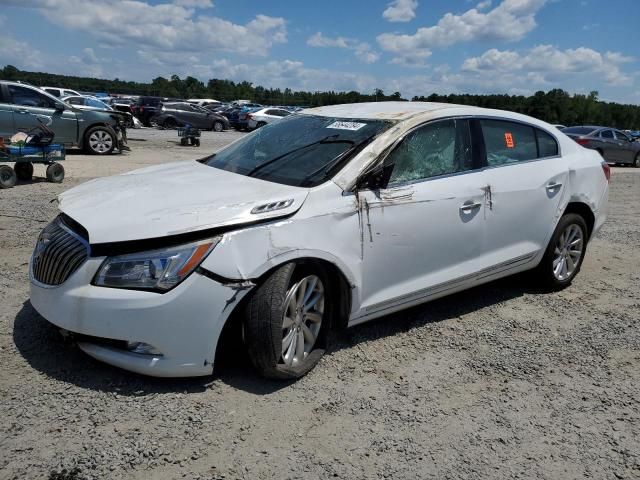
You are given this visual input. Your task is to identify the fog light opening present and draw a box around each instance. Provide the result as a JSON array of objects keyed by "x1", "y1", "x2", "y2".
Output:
[{"x1": 126, "y1": 341, "x2": 163, "y2": 356}]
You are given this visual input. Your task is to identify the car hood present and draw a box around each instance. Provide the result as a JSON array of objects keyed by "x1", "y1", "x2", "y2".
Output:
[{"x1": 58, "y1": 160, "x2": 309, "y2": 245}]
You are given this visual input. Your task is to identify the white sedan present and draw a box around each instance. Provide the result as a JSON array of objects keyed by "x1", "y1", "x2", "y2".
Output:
[
  {"x1": 246, "y1": 107, "x2": 291, "y2": 129},
  {"x1": 29, "y1": 102, "x2": 609, "y2": 379}
]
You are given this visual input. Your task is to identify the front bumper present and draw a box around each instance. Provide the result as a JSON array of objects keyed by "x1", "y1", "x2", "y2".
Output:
[{"x1": 30, "y1": 258, "x2": 250, "y2": 377}]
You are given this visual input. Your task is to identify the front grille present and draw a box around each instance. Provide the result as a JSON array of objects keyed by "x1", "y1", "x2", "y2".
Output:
[{"x1": 31, "y1": 217, "x2": 89, "y2": 286}]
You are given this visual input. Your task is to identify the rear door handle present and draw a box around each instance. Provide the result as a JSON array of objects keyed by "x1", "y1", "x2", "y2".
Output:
[
  {"x1": 459, "y1": 201, "x2": 482, "y2": 213},
  {"x1": 546, "y1": 182, "x2": 563, "y2": 192}
]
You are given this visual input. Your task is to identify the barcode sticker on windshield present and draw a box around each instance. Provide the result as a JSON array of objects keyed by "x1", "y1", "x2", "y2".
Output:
[{"x1": 327, "y1": 121, "x2": 366, "y2": 131}]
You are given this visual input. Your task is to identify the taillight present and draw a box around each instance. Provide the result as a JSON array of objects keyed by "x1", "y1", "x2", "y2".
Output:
[
  {"x1": 576, "y1": 138, "x2": 589, "y2": 146},
  {"x1": 601, "y1": 161, "x2": 611, "y2": 182},
  {"x1": 140, "y1": 106, "x2": 144, "y2": 112},
  {"x1": 247, "y1": 114, "x2": 253, "y2": 120}
]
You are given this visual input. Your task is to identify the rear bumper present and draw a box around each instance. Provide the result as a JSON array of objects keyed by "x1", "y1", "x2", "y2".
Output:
[{"x1": 30, "y1": 258, "x2": 251, "y2": 377}]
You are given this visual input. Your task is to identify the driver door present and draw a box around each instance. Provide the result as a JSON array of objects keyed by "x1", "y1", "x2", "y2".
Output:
[
  {"x1": 356, "y1": 118, "x2": 489, "y2": 318},
  {"x1": 8, "y1": 84, "x2": 77, "y2": 144}
]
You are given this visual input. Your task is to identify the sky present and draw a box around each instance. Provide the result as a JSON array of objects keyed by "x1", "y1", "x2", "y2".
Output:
[{"x1": 0, "y1": 0, "x2": 639, "y2": 104}]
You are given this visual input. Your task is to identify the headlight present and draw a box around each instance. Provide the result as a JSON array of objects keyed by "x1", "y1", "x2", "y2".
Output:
[{"x1": 93, "y1": 238, "x2": 219, "y2": 291}]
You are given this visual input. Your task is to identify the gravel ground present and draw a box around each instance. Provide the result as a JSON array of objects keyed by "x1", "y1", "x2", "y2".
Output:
[{"x1": 1, "y1": 128, "x2": 639, "y2": 480}]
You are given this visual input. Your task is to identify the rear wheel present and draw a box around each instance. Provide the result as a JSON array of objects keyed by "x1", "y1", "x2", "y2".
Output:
[
  {"x1": 634, "y1": 153, "x2": 639, "y2": 168},
  {"x1": 14, "y1": 162, "x2": 33, "y2": 181},
  {"x1": 163, "y1": 118, "x2": 177, "y2": 129},
  {"x1": 256, "y1": 121, "x2": 267, "y2": 129},
  {"x1": 243, "y1": 263, "x2": 331, "y2": 379},
  {"x1": 534, "y1": 213, "x2": 588, "y2": 290},
  {"x1": 180, "y1": 137, "x2": 188, "y2": 146},
  {"x1": 46, "y1": 162, "x2": 65, "y2": 183},
  {"x1": 84, "y1": 126, "x2": 115, "y2": 155},
  {"x1": 0, "y1": 165, "x2": 16, "y2": 189}
]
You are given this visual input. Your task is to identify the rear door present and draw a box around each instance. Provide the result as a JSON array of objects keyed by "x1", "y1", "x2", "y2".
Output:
[
  {"x1": 0, "y1": 84, "x2": 15, "y2": 138},
  {"x1": 598, "y1": 129, "x2": 620, "y2": 162},
  {"x1": 478, "y1": 118, "x2": 567, "y2": 267},
  {"x1": 8, "y1": 84, "x2": 78, "y2": 144}
]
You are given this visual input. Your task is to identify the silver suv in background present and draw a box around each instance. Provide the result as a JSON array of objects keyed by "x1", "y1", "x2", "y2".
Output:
[
  {"x1": 562, "y1": 126, "x2": 640, "y2": 167},
  {"x1": 0, "y1": 81, "x2": 126, "y2": 155}
]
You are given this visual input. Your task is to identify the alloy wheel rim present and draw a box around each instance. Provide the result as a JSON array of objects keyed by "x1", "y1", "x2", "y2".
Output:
[
  {"x1": 281, "y1": 275, "x2": 324, "y2": 367},
  {"x1": 89, "y1": 131, "x2": 113, "y2": 153},
  {"x1": 553, "y1": 224, "x2": 584, "y2": 281}
]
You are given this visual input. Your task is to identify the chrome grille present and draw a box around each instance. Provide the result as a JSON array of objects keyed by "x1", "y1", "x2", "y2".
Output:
[{"x1": 31, "y1": 218, "x2": 89, "y2": 286}]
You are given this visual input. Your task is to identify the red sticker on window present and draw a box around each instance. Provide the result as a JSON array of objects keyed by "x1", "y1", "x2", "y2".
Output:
[{"x1": 504, "y1": 132, "x2": 515, "y2": 148}]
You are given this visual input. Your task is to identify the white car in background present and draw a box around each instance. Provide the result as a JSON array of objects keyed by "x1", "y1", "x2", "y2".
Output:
[
  {"x1": 247, "y1": 107, "x2": 291, "y2": 129},
  {"x1": 41, "y1": 86, "x2": 81, "y2": 98},
  {"x1": 29, "y1": 102, "x2": 608, "y2": 380}
]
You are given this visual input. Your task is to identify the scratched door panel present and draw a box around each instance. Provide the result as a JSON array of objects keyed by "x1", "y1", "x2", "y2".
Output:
[
  {"x1": 357, "y1": 171, "x2": 488, "y2": 312},
  {"x1": 482, "y1": 158, "x2": 569, "y2": 265}
]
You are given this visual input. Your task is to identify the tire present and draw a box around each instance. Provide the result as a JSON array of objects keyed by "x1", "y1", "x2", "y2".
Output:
[
  {"x1": 534, "y1": 213, "x2": 588, "y2": 290},
  {"x1": 14, "y1": 162, "x2": 33, "y2": 181},
  {"x1": 163, "y1": 118, "x2": 177, "y2": 129},
  {"x1": 180, "y1": 137, "x2": 188, "y2": 146},
  {"x1": 0, "y1": 165, "x2": 16, "y2": 189},
  {"x1": 243, "y1": 263, "x2": 332, "y2": 380},
  {"x1": 634, "y1": 153, "x2": 639, "y2": 168},
  {"x1": 46, "y1": 162, "x2": 65, "y2": 183},
  {"x1": 212, "y1": 121, "x2": 223, "y2": 132},
  {"x1": 194, "y1": 138, "x2": 200, "y2": 147},
  {"x1": 256, "y1": 121, "x2": 267, "y2": 129},
  {"x1": 84, "y1": 126, "x2": 116, "y2": 155}
]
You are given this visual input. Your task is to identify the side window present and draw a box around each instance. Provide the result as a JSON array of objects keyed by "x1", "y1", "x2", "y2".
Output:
[
  {"x1": 387, "y1": 119, "x2": 473, "y2": 185},
  {"x1": 8, "y1": 85, "x2": 56, "y2": 108},
  {"x1": 614, "y1": 130, "x2": 630, "y2": 141},
  {"x1": 63, "y1": 90, "x2": 77, "y2": 97},
  {"x1": 66, "y1": 97, "x2": 83, "y2": 105},
  {"x1": 480, "y1": 119, "x2": 537, "y2": 165},
  {"x1": 536, "y1": 128, "x2": 559, "y2": 158},
  {"x1": 264, "y1": 109, "x2": 277, "y2": 116},
  {"x1": 600, "y1": 130, "x2": 614, "y2": 139},
  {"x1": 44, "y1": 88, "x2": 60, "y2": 97}
]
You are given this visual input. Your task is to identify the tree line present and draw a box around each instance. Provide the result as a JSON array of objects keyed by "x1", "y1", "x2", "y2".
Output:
[{"x1": 2, "y1": 64, "x2": 639, "y2": 128}]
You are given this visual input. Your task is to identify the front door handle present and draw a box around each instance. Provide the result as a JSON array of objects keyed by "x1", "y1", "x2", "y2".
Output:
[
  {"x1": 459, "y1": 201, "x2": 482, "y2": 214},
  {"x1": 16, "y1": 108, "x2": 30, "y2": 114},
  {"x1": 546, "y1": 182, "x2": 563, "y2": 192}
]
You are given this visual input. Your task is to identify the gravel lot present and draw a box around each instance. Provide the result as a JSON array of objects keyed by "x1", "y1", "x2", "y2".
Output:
[{"x1": 1, "y1": 128, "x2": 639, "y2": 480}]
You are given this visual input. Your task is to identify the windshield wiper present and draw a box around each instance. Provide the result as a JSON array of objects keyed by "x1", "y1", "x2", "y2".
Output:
[
  {"x1": 301, "y1": 134, "x2": 377, "y2": 185},
  {"x1": 245, "y1": 134, "x2": 345, "y2": 177}
]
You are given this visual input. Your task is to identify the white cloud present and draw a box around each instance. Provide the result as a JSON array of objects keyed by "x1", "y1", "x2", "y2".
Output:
[
  {"x1": 7, "y1": 0, "x2": 286, "y2": 57},
  {"x1": 307, "y1": 32, "x2": 379, "y2": 64},
  {"x1": 174, "y1": 0, "x2": 213, "y2": 7},
  {"x1": 378, "y1": 0, "x2": 547, "y2": 66},
  {"x1": 382, "y1": 0, "x2": 418, "y2": 22},
  {"x1": 462, "y1": 45, "x2": 635, "y2": 86}
]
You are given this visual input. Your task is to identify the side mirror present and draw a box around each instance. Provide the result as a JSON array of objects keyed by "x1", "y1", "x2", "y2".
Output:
[
  {"x1": 54, "y1": 103, "x2": 65, "y2": 112},
  {"x1": 356, "y1": 164, "x2": 391, "y2": 191}
]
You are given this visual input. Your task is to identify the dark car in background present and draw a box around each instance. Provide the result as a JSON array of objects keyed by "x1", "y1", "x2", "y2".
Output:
[
  {"x1": 133, "y1": 96, "x2": 182, "y2": 127},
  {"x1": 150, "y1": 102, "x2": 229, "y2": 131},
  {"x1": 562, "y1": 126, "x2": 640, "y2": 167}
]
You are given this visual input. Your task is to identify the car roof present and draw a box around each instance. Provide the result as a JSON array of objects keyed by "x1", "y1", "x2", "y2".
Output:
[{"x1": 302, "y1": 101, "x2": 470, "y2": 120}]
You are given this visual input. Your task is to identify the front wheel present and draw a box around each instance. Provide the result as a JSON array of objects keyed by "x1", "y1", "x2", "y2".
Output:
[
  {"x1": 633, "y1": 153, "x2": 639, "y2": 168},
  {"x1": 46, "y1": 162, "x2": 65, "y2": 183},
  {"x1": 84, "y1": 126, "x2": 116, "y2": 155},
  {"x1": 0, "y1": 165, "x2": 16, "y2": 189},
  {"x1": 534, "y1": 213, "x2": 588, "y2": 290},
  {"x1": 14, "y1": 162, "x2": 33, "y2": 181},
  {"x1": 243, "y1": 263, "x2": 331, "y2": 379},
  {"x1": 212, "y1": 121, "x2": 223, "y2": 132}
]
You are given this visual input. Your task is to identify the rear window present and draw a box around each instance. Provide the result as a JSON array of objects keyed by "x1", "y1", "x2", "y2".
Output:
[{"x1": 562, "y1": 126, "x2": 596, "y2": 135}]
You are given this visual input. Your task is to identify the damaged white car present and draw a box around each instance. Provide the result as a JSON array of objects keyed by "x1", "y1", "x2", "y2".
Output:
[{"x1": 29, "y1": 102, "x2": 609, "y2": 379}]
